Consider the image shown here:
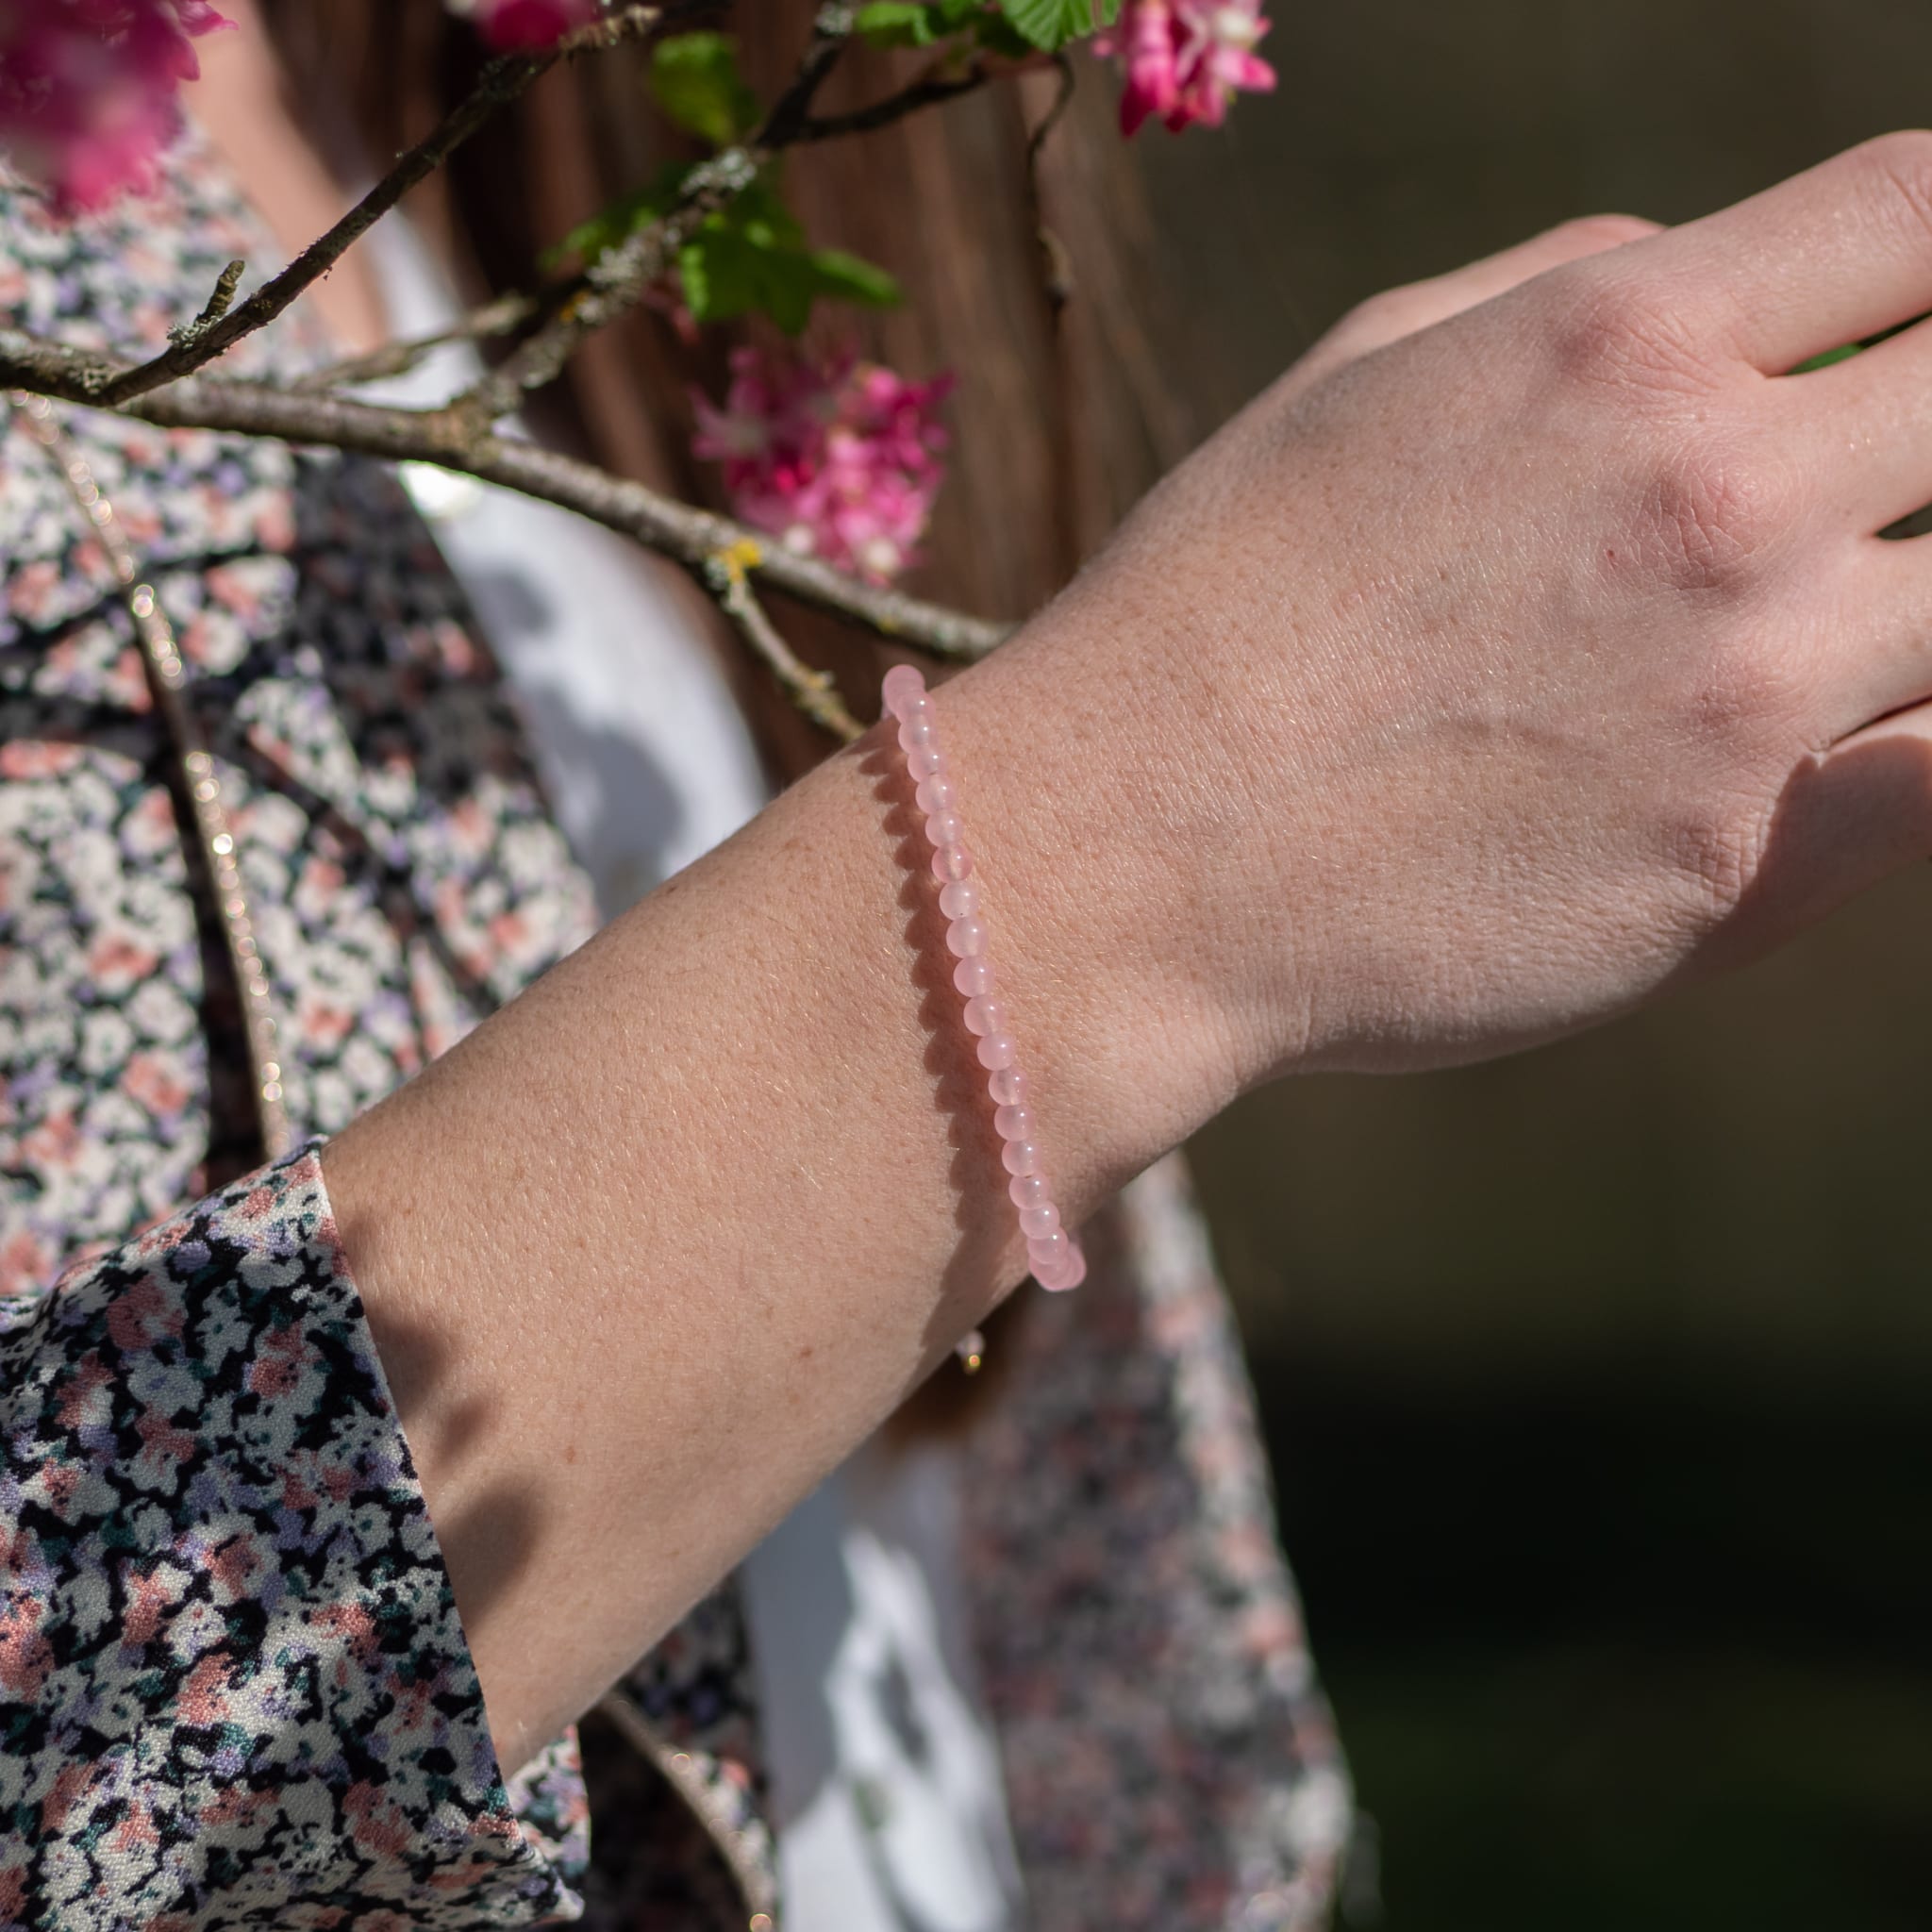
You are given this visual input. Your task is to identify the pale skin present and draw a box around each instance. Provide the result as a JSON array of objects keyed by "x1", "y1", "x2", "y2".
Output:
[{"x1": 192, "y1": 17, "x2": 1932, "y2": 1778}]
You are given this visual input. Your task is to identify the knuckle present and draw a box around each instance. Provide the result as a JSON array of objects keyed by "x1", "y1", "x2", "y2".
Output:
[
  {"x1": 1334, "y1": 286, "x2": 1422, "y2": 346},
  {"x1": 1664, "y1": 793, "x2": 1774, "y2": 917},
  {"x1": 1680, "y1": 634, "x2": 1811, "y2": 748},
  {"x1": 1845, "y1": 130, "x2": 1932, "y2": 248},
  {"x1": 1629, "y1": 438, "x2": 1793, "y2": 597},
  {"x1": 1543, "y1": 270, "x2": 1716, "y2": 400},
  {"x1": 1554, "y1": 212, "x2": 1659, "y2": 252}
]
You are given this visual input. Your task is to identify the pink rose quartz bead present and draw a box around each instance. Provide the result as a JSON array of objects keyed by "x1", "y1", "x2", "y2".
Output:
[
  {"x1": 1036, "y1": 1243, "x2": 1087, "y2": 1291},
  {"x1": 1008, "y1": 1172, "x2": 1050, "y2": 1210},
  {"x1": 945, "y1": 918, "x2": 989, "y2": 958},
  {"x1": 882, "y1": 663, "x2": 927, "y2": 719},
  {"x1": 1027, "y1": 1230, "x2": 1071, "y2": 1273},
  {"x1": 954, "y1": 958, "x2": 994, "y2": 997},
  {"x1": 993, "y1": 1104, "x2": 1034, "y2": 1142},
  {"x1": 988, "y1": 1065, "x2": 1027, "y2": 1108},
  {"x1": 916, "y1": 774, "x2": 957, "y2": 816},
  {"x1": 938, "y1": 879, "x2": 979, "y2": 920},
  {"x1": 931, "y1": 843, "x2": 973, "y2": 883},
  {"x1": 908, "y1": 744, "x2": 944, "y2": 781},
  {"x1": 925, "y1": 811, "x2": 964, "y2": 849},
  {"x1": 1000, "y1": 1137, "x2": 1040, "y2": 1175},
  {"x1": 962, "y1": 996, "x2": 1007, "y2": 1038},
  {"x1": 898, "y1": 716, "x2": 936, "y2": 752},
  {"x1": 978, "y1": 1032, "x2": 1018, "y2": 1072},
  {"x1": 1020, "y1": 1202, "x2": 1061, "y2": 1240}
]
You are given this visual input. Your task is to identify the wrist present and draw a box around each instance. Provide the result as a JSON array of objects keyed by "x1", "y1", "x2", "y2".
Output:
[{"x1": 908, "y1": 589, "x2": 1305, "y2": 1205}]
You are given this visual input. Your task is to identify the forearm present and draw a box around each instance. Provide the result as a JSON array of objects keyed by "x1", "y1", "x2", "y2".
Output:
[{"x1": 319, "y1": 594, "x2": 1257, "y2": 1774}]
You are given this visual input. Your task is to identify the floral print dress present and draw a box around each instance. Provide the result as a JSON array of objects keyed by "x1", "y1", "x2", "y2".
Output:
[{"x1": 0, "y1": 136, "x2": 1350, "y2": 1931}]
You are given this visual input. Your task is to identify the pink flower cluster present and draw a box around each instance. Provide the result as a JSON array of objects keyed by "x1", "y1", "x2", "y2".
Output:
[
  {"x1": 1096, "y1": 0, "x2": 1276, "y2": 136},
  {"x1": 445, "y1": 0, "x2": 601, "y2": 50},
  {"x1": 0, "y1": 0, "x2": 601, "y2": 219},
  {"x1": 692, "y1": 348, "x2": 955, "y2": 586},
  {"x1": 0, "y1": 0, "x2": 227, "y2": 213}
]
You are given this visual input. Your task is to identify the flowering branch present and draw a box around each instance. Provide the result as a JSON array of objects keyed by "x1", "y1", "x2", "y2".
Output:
[
  {"x1": 0, "y1": 0, "x2": 1282, "y2": 738},
  {"x1": 449, "y1": 145, "x2": 758, "y2": 429},
  {"x1": 706, "y1": 541, "x2": 864, "y2": 741},
  {"x1": 90, "y1": 3, "x2": 693, "y2": 408},
  {"x1": 443, "y1": 10, "x2": 998, "y2": 428},
  {"x1": 0, "y1": 326, "x2": 1011, "y2": 666}
]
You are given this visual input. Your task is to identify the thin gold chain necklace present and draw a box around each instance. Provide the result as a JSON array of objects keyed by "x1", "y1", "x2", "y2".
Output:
[{"x1": 8, "y1": 391, "x2": 291, "y2": 1164}]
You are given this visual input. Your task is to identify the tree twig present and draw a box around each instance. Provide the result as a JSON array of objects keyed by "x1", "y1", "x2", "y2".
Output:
[
  {"x1": 754, "y1": 6, "x2": 853, "y2": 147},
  {"x1": 791, "y1": 65, "x2": 989, "y2": 141},
  {"x1": 706, "y1": 541, "x2": 862, "y2": 741},
  {"x1": 169, "y1": 258, "x2": 246, "y2": 346},
  {"x1": 89, "y1": 4, "x2": 691, "y2": 409},
  {"x1": 292, "y1": 290, "x2": 544, "y2": 393},
  {"x1": 449, "y1": 146, "x2": 758, "y2": 429},
  {"x1": 1026, "y1": 51, "x2": 1078, "y2": 175},
  {"x1": 443, "y1": 22, "x2": 1042, "y2": 426},
  {"x1": 445, "y1": 1, "x2": 858, "y2": 430},
  {"x1": 0, "y1": 330, "x2": 1012, "y2": 661},
  {"x1": 790, "y1": 45, "x2": 1056, "y2": 144},
  {"x1": 1026, "y1": 54, "x2": 1079, "y2": 319}
]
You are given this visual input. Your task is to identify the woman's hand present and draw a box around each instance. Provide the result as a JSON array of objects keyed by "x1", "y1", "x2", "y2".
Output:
[{"x1": 990, "y1": 134, "x2": 1932, "y2": 1083}]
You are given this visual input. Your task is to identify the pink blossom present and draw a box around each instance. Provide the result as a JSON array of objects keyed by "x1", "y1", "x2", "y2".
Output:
[
  {"x1": 1096, "y1": 0, "x2": 1275, "y2": 136},
  {"x1": 0, "y1": 1, "x2": 229, "y2": 212},
  {"x1": 445, "y1": 0, "x2": 601, "y2": 50},
  {"x1": 692, "y1": 347, "x2": 954, "y2": 586}
]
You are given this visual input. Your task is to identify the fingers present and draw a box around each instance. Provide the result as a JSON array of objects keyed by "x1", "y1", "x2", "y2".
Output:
[
  {"x1": 1790, "y1": 312, "x2": 1932, "y2": 533},
  {"x1": 1811, "y1": 540, "x2": 1932, "y2": 740},
  {"x1": 1637, "y1": 131, "x2": 1932, "y2": 374},
  {"x1": 1285, "y1": 214, "x2": 1659, "y2": 392},
  {"x1": 1720, "y1": 702, "x2": 1932, "y2": 954}
]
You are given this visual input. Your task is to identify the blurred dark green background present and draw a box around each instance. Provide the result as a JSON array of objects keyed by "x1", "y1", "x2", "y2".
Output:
[{"x1": 1130, "y1": 3, "x2": 1932, "y2": 1924}]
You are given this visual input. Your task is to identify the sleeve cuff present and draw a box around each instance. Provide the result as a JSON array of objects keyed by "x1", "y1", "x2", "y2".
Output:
[{"x1": 0, "y1": 1143, "x2": 585, "y2": 1928}]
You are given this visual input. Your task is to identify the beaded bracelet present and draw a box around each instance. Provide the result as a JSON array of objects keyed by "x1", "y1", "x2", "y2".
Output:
[{"x1": 882, "y1": 664, "x2": 1088, "y2": 1307}]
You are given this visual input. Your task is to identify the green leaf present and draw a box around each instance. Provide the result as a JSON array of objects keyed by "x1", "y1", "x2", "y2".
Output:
[
  {"x1": 1784, "y1": 312, "x2": 1929, "y2": 376},
  {"x1": 676, "y1": 175, "x2": 903, "y2": 334},
  {"x1": 998, "y1": 0, "x2": 1119, "y2": 52},
  {"x1": 543, "y1": 161, "x2": 694, "y2": 269},
  {"x1": 971, "y1": 11, "x2": 1041, "y2": 57},
  {"x1": 804, "y1": 247, "x2": 902, "y2": 308},
  {"x1": 855, "y1": 0, "x2": 1020, "y2": 52},
  {"x1": 549, "y1": 165, "x2": 901, "y2": 335},
  {"x1": 854, "y1": 0, "x2": 940, "y2": 47},
  {"x1": 1788, "y1": 342, "x2": 1861, "y2": 375},
  {"x1": 685, "y1": 231, "x2": 813, "y2": 334},
  {"x1": 649, "y1": 32, "x2": 760, "y2": 147}
]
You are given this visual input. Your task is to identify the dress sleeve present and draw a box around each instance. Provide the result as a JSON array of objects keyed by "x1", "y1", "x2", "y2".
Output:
[{"x1": 0, "y1": 1145, "x2": 586, "y2": 1930}]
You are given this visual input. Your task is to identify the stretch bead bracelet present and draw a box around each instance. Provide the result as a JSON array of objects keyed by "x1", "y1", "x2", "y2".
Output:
[{"x1": 882, "y1": 663, "x2": 1088, "y2": 1300}]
